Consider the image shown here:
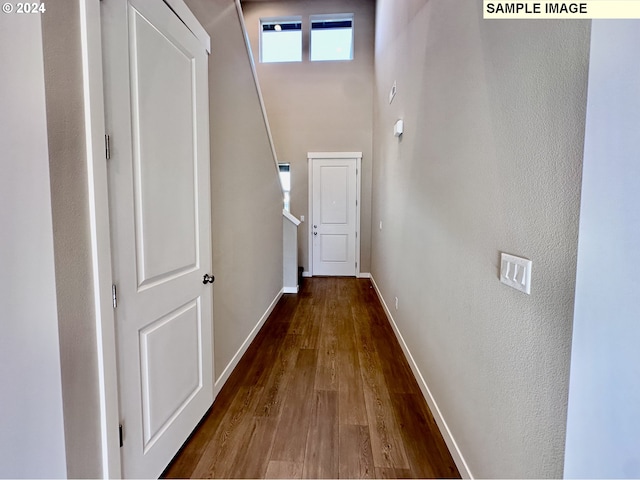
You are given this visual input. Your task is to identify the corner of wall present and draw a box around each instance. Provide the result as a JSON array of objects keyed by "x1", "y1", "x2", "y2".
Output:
[{"x1": 214, "y1": 288, "x2": 284, "y2": 393}]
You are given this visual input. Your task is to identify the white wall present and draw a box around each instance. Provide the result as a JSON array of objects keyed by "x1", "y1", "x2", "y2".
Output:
[
  {"x1": 0, "y1": 13, "x2": 67, "y2": 478},
  {"x1": 371, "y1": 1, "x2": 590, "y2": 477},
  {"x1": 564, "y1": 21, "x2": 640, "y2": 479},
  {"x1": 283, "y1": 215, "x2": 300, "y2": 291}
]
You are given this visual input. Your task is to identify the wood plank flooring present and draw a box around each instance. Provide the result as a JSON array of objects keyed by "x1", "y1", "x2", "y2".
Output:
[{"x1": 163, "y1": 277, "x2": 460, "y2": 479}]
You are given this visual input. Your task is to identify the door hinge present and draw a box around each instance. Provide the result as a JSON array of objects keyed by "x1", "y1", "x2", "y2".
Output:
[
  {"x1": 119, "y1": 424, "x2": 123, "y2": 447},
  {"x1": 105, "y1": 134, "x2": 111, "y2": 160},
  {"x1": 112, "y1": 284, "x2": 117, "y2": 309}
]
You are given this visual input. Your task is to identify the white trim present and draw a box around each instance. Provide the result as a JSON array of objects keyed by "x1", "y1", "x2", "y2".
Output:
[
  {"x1": 307, "y1": 152, "x2": 362, "y2": 278},
  {"x1": 302, "y1": 271, "x2": 312, "y2": 278},
  {"x1": 307, "y1": 159, "x2": 312, "y2": 277},
  {"x1": 307, "y1": 151, "x2": 363, "y2": 159},
  {"x1": 283, "y1": 209, "x2": 301, "y2": 226},
  {"x1": 214, "y1": 289, "x2": 284, "y2": 393},
  {"x1": 79, "y1": 1, "x2": 122, "y2": 477},
  {"x1": 162, "y1": 0, "x2": 210, "y2": 53},
  {"x1": 357, "y1": 272, "x2": 371, "y2": 279},
  {"x1": 283, "y1": 286, "x2": 299, "y2": 294},
  {"x1": 234, "y1": 0, "x2": 285, "y2": 197},
  {"x1": 369, "y1": 275, "x2": 474, "y2": 480}
]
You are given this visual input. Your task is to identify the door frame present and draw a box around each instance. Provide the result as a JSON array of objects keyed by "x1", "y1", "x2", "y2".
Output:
[
  {"x1": 307, "y1": 152, "x2": 362, "y2": 277},
  {"x1": 79, "y1": 1, "x2": 210, "y2": 477}
]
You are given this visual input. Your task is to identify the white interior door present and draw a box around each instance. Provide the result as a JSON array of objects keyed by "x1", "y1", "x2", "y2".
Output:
[
  {"x1": 102, "y1": 1, "x2": 213, "y2": 478},
  {"x1": 310, "y1": 153, "x2": 361, "y2": 277}
]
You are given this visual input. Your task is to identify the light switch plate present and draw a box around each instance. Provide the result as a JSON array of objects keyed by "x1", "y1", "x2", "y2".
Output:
[
  {"x1": 500, "y1": 253, "x2": 532, "y2": 294},
  {"x1": 394, "y1": 119, "x2": 404, "y2": 137}
]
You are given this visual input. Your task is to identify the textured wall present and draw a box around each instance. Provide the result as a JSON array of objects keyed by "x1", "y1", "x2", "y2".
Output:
[
  {"x1": 565, "y1": 21, "x2": 640, "y2": 479},
  {"x1": 371, "y1": 1, "x2": 590, "y2": 477},
  {"x1": 185, "y1": 0, "x2": 285, "y2": 380},
  {"x1": 241, "y1": 0, "x2": 375, "y2": 274},
  {"x1": 41, "y1": 2, "x2": 103, "y2": 477}
]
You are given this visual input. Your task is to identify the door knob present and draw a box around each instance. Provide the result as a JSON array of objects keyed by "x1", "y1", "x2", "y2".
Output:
[
  {"x1": 203, "y1": 274, "x2": 215, "y2": 284},
  {"x1": 313, "y1": 225, "x2": 317, "y2": 229}
]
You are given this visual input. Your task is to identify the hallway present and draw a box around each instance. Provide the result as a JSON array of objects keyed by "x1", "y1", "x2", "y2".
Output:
[{"x1": 163, "y1": 277, "x2": 460, "y2": 479}]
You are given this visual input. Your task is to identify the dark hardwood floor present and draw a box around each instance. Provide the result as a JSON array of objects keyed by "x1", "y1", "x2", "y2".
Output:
[{"x1": 163, "y1": 277, "x2": 460, "y2": 479}]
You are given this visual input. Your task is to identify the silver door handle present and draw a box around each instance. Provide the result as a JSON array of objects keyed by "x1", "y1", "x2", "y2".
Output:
[{"x1": 203, "y1": 274, "x2": 215, "y2": 284}]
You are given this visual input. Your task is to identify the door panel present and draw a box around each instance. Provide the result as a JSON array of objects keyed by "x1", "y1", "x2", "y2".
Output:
[
  {"x1": 311, "y1": 157, "x2": 359, "y2": 276},
  {"x1": 321, "y1": 235, "x2": 349, "y2": 262},
  {"x1": 102, "y1": 0, "x2": 213, "y2": 478},
  {"x1": 132, "y1": 7, "x2": 199, "y2": 287},
  {"x1": 139, "y1": 299, "x2": 202, "y2": 450},
  {"x1": 320, "y1": 166, "x2": 349, "y2": 224}
]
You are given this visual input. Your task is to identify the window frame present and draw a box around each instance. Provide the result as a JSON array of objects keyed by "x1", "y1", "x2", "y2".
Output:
[
  {"x1": 259, "y1": 16, "x2": 303, "y2": 64},
  {"x1": 309, "y1": 13, "x2": 355, "y2": 62},
  {"x1": 278, "y1": 163, "x2": 291, "y2": 211}
]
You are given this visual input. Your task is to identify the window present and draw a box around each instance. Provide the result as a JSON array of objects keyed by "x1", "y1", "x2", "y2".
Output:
[
  {"x1": 279, "y1": 164, "x2": 291, "y2": 211},
  {"x1": 310, "y1": 14, "x2": 354, "y2": 62},
  {"x1": 260, "y1": 18, "x2": 302, "y2": 63}
]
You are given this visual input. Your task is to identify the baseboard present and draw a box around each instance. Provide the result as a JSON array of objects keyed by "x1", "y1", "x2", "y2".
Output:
[
  {"x1": 283, "y1": 286, "x2": 299, "y2": 294},
  {"x1": 214, "y1": 288, "x2": 284, "y2": 393},
  {"x1": 369, "y1": 276, "x2": 474, "y2": 479},
  {"x1": 303, "y1": 271, "x2": 371, "y2": 279}
]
